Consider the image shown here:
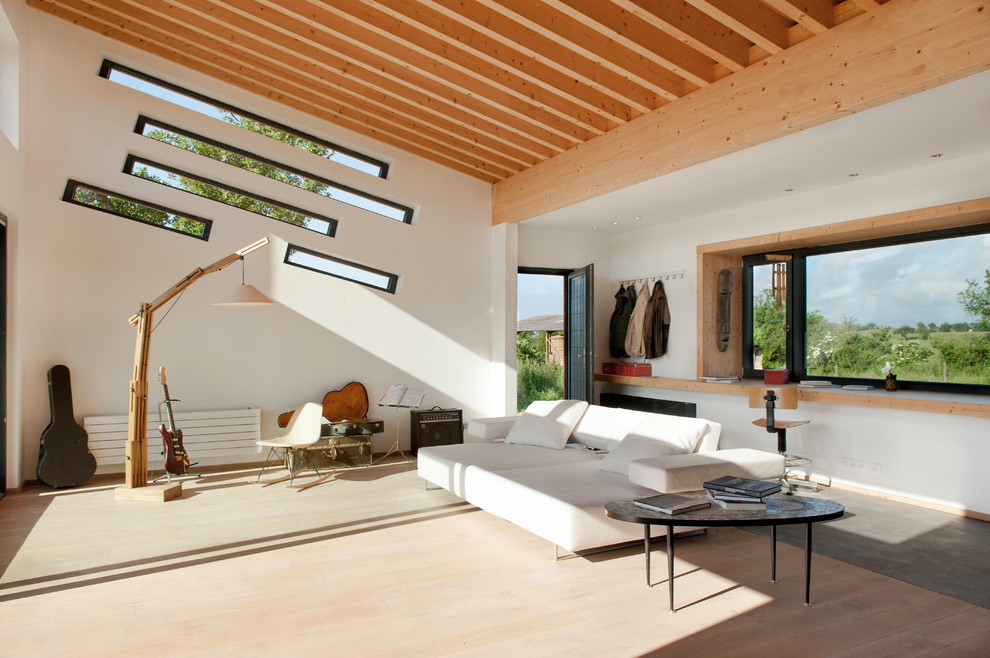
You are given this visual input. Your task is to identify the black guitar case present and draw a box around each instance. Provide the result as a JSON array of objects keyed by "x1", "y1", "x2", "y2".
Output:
[{"x1": 37, "y1": 365, "x2": 97, "y2": 488}]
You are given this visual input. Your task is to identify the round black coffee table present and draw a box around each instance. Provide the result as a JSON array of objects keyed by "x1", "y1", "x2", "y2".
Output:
[{"x1": 605, "y1": 492, "x2": 844, "y2": 612}]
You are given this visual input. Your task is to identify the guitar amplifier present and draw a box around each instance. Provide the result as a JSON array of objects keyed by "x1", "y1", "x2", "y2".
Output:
[{"x1": 410, "y1": 408, "x2": 463, "y2": 456}]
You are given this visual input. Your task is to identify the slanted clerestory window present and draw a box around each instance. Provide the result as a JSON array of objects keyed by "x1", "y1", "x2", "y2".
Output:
[
  {"x1": 123, "y1": 155, "x2": 338, "y2": 237},
  {"x1": 135, "y1": 117, "x2": 415, "y2": 224},
  {"x1": 62, "y1": 180, "x2": 211, "y2": 240},
  {"x1": 284, "y1": 244, "x2": 399, "y2": 294},
  {"x1": 100, "y1": 60, "x2": 390, "y2": 179}
]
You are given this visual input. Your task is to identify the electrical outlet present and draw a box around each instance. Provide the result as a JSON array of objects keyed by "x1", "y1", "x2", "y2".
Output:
[
  {"x1": 841, "y1": 457, "x2": 854, "y2": 469},
  {"x1": 870, "y1": 462, "x2": 882, "y2": 475},
  {"x1": 854, "y1": 459, "x2": 868, "y2": 473}
]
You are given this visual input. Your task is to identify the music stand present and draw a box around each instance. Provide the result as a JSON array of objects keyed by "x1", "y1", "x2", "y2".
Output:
[{"x1": 376, "y1": 384, "x2": 426, "y2": 464}]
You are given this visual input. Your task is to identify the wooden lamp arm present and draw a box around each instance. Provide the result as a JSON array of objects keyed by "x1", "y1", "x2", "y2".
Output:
[
  {"x1": 123, "y1": 237, "x2": 269, "y2": 490},
  {"x1": 129, "y1": 238, "x2": 269, "y2": 325}
]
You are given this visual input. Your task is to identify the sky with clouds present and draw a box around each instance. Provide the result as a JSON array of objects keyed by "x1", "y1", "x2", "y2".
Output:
[
  {"x1": 755, "y1": 232, "x2": 988, "y2": 327},
  {"x1": 517, "y1": 274, "x2": 563, "y2": 321}
]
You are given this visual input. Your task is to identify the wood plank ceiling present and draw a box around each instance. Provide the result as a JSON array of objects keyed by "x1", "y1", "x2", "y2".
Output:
[{"x1": 30, "y1": 0, "x2": 891, "y2": 185}]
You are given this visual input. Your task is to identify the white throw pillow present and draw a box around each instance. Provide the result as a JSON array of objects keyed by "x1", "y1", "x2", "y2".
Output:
[
  {"x1": 622, "y1": 414, "x2": 709, "y2": 453},
  {"x1": 503, "y1": 400, "x2": 589, "y2": 450},
  {"x1": 599, "y1": 435, "x2": 687, "y2": 477}
]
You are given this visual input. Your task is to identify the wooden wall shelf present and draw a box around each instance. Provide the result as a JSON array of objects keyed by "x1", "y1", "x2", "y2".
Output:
[{"x1": 594, "y1": 373, "x2": 990, "y2": 419}]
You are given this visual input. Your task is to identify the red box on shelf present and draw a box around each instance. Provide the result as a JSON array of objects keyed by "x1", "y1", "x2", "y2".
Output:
[
  {"x1": 764, "y1": 369, "x2": 789, "y2": 385},
  {"x1": 626, "y1": 363, "x2": 652, "y2": 377},
  {"x1": 602, "y1": 362, "x2": 619, "y2": 375}
]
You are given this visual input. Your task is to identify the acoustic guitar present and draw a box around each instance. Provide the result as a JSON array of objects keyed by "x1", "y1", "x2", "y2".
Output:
[
  {"x1": 37, "y1": 364, "x2": 97, "y2": 488},
  {"x1": 158, "y1": 367, "x2": 191, "y2": 475}
]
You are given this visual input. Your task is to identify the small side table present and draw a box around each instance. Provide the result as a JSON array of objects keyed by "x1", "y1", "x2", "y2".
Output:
[{"x1": 605, "y1": 492, "x2": 843, "y2": 612}]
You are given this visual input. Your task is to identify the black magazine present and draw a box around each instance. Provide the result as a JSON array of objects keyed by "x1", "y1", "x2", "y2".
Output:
[{"x1": 703, "y1": 475, "x2": 781, "y2": 498}]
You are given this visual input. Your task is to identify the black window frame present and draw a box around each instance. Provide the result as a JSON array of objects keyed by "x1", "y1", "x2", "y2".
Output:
[
  {"x1": 284, "y1": 244, "x2": 399, "y2": 294},
  {"x1": 123, "y1": 154, "x2": 339, "y2": 238},
  {"x1": 135, "y1": 116, "x2": 415, "y2": 224},
  {"x1": 743, "y1": 223, "x2": 990, "y2": 395},
  {"x1": 62, "y1": 180, "x2": 212, "y2": 241},
  {"x1": 99, "y1": 59, "x2": 390, "y2": 179}
]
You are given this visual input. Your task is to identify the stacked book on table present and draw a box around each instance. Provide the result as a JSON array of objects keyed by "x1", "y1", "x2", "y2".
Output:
[
  {"x1": 703, "y1": 475, "x2": 781, "y2": 509},
  {"x1": 633, "y1": 492, "x2": 710, "y2": 514}
]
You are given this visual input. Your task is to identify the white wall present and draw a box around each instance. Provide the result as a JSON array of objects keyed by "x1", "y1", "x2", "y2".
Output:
[
  {"x1": 9, "y1": 8, "x2": 493, "y2": 486},
  {"x1": 523, "y1": 151, "x2": 990, "y2": 516}
]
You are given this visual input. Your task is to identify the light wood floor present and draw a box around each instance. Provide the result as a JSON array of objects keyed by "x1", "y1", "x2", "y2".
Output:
[{"x1": 1, "y1": 460, "x2": 987, "y2": 657}]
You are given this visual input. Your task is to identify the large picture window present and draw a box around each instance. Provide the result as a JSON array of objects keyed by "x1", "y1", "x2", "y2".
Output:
[{"x1": 744, "y1": 225, "x2": 990, "y2": 392}]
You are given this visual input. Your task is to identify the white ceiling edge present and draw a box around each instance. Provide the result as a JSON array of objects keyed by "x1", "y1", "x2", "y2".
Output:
[
  {"x1": 522, "y1": 69, "x2": 990, "y2": 235},
  {"x1": 609, "y1": 150, "x2": 990, "y2": 251}
]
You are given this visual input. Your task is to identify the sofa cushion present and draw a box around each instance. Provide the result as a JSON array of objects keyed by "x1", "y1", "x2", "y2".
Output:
[
  {"x1": 464, "y1": 460, "x2": 666, "y2": 552},
  {"x1": 417, "y1": 442, "x2": 600, "y2": 498},
  {"x1": 622, "y1": 413, "x2": 710, "y2": 453},
  {"x1": 504, "y1": 399, "x2": 589, "y2": 450},
  {"x1": 569, "y1": 405, "x2": 650, "y2": 450},
  {"x1": 599, "y1": 435, "x2": 687, "y2": 476},
  {"x1": 627, "y1": 448, "x2": 785, "y2": 493}
]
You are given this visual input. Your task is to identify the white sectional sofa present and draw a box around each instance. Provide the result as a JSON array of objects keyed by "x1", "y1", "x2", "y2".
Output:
[{"x1": 417, "y1": 400, "x2": 784, "y2": 554}]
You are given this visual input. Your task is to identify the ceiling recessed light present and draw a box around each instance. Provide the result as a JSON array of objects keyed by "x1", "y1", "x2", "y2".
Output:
[
  {"x1": 930, "y1": 153, "x2": 944, "y2": 158},
  {"x1": 784, "y1": 188, "x2": 794, "y2": 192},
  {"x1": 633, "y1": 216, "x2": 641, "y2": 220},
  {"x1": 848, "y1": 173, "x2": 860, "y2": 177},
  {"x1": 611, "y1": 221, "x2": 619, "y2": 225},
  {"x1": 592, "y1": 226, "x2": 599, "y2": 230}
]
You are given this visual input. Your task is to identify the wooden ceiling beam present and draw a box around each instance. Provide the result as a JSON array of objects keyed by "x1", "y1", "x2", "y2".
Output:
[
  {"x1": 762, "y1": 0, "x2": 835, "y2": 33},
  {"x1": 420, "y1": 0, "x2": 661, "y2": 114},
  {"x1": 476, "y1": 0, "x2": 691, "y2": 102},
  {"x1": 544, "y1": 0, "x2": 717, "y2": 87},
  {"x1": 358, "y1": 0, "x2": 643, "y2": 122},
  {"x1": 686, "y1": 0, "x2": 792, "y2": 53},
  {"x1": 283, "y1": 0, "x2": 626, "y2": 132},
  {"x1": 31, "y1": 0, "x2": 510, "y2": 182},
  {"x1": 612, "y1": 0, "x2": 752, "y2": 72},
  {"x1": 493, "y1": 0, "x2": 990, "y2": 223},
  {"x1": 260, "y1": 0, "x2": 604, "y2": 141},
  {"x1": 127, "y1": 0, "x2": 539, "y2": 175},
  {"x1": 201, "y1": 0, "x2": 577, "y2": 153}
]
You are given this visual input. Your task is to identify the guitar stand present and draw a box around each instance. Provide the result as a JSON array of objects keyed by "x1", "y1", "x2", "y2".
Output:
[{"x1": 152, "y1": 463, "x2": 201, "y2": 484}]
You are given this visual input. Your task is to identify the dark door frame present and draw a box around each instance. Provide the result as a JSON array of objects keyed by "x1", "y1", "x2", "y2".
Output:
[{"x1": 517, "y1": 265, "x2": 594, "y2": 402}]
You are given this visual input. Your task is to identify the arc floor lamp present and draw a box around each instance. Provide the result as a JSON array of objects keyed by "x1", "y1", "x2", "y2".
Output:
[{"x1": 116, "y1": 237, "x2": 272, "y2": 501}]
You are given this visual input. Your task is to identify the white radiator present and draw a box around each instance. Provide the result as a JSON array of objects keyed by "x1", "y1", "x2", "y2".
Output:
[{"x1": 84, "y1": 408, "x2": 262, "y2": 469}]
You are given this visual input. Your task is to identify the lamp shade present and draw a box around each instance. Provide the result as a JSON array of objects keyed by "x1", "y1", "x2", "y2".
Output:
[{"x1": 212, "y1": 283, "x2": 275, "y2": 306}]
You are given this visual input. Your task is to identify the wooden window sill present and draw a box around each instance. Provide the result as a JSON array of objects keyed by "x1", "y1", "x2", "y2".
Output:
[{"x1": 594, "y1": 373, "x2": 990, "y2": 419}]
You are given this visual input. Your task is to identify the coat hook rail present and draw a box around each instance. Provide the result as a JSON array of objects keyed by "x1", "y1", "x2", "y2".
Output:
[{"x1": 620, "y1": 269, "x2": 686, "y2": 286}]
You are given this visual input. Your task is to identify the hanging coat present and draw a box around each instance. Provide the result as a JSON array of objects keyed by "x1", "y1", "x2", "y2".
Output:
[
  {"x1": 608, "y1": 285, "x2": 629, "y2": 358},
  {"x1": 624, "y1": 283, "x2": 650, "y2": 357},
  {"x1": 643, "y1": 280, "x2": 671, "y2": 359}
]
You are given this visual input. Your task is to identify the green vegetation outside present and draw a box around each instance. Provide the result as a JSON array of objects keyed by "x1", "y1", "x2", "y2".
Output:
[
  {"x1": 755, "y1": 268, "x2": 990, "y2": 385},
  {"x1": 517, "y1": 331, "x2": 564, "y2": 412}
]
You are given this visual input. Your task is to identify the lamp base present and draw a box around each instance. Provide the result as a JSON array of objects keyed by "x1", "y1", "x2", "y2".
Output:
[{"x1": 114, "y1": 482, "x2": 183, "y2": 502}]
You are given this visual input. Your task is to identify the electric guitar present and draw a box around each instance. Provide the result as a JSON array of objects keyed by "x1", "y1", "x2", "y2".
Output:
[{"x1": 158, "y1": 367, "x2": 190, "y2": 475}]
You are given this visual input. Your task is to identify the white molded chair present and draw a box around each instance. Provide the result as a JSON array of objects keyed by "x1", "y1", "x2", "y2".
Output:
[{"x1": 256, "y1": 402, "x2": 323, "y2": 484}]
